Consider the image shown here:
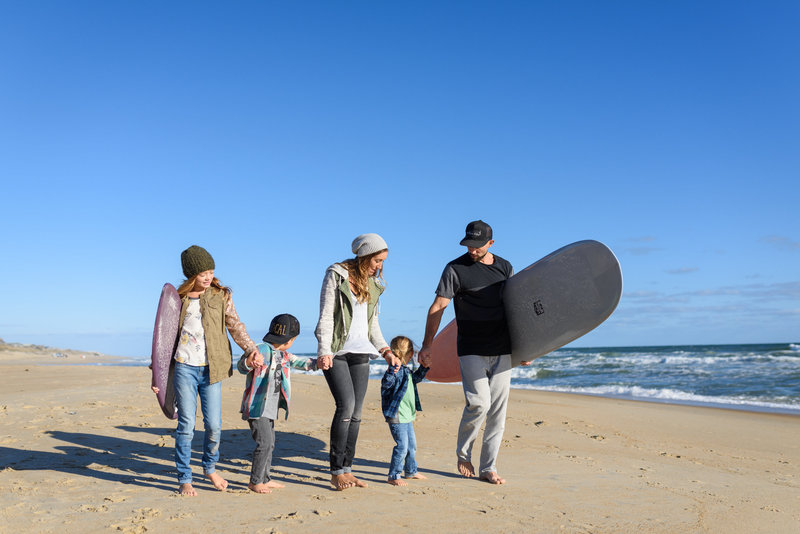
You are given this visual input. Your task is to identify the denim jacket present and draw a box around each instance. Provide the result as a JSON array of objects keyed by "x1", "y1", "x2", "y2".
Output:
[{"x1": 381, "y1": 363, "x2": 429, "y2": 423}]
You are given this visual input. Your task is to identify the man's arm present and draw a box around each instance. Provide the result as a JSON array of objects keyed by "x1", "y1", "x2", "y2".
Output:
[{"x1": 418, "y1": 295, "x2": 451, "y2": 366}]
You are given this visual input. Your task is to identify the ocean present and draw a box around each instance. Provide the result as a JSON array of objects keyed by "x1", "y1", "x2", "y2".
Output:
[
  {"x1": 365, "y1": 342, "x2": 800, "y2": 415},
  {"x1": 122, "y1": 342, "x2": 800, "y2": 415}
]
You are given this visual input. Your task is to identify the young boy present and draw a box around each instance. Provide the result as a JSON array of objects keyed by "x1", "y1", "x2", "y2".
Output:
[
  {"x1": 238, "y1": 313, "x2": 316, "y2": 494},
  {"x1": 380, "y1": 335, "x2": 430, "y2": 486}
]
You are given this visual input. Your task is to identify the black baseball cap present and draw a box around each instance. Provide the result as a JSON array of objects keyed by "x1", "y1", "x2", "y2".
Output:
[
  {"x1": 459, "y1": 220, "x2": 493, "y2": 247},
  {"x1": 263, "y1": 313, "x2": 300, "y2": 344}
]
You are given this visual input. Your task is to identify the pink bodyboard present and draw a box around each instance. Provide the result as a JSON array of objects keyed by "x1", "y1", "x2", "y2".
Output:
[
  {"x1": 151, "y1": 283, "x2": 181, "y2": 419},
  {"x1": 425, "y1": 319, "x2": 462, "y2": 383}
]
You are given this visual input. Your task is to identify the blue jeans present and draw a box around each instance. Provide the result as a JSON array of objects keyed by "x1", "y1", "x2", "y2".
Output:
[
  {"x1": 388, "y1": 422, "x2": 418, "y2": 480},
  {"x1": 173, "y1": 362, "x2": 222, "y2": 484}
]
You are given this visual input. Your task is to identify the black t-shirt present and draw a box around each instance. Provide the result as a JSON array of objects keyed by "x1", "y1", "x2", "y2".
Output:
[{"x1": 436, "y1": 253, "x2": 514, "y2": 356}]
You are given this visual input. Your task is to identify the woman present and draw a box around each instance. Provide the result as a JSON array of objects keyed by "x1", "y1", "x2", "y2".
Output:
[{"x1": 315, "y1": 233, "x2": 400, "y2": 490}]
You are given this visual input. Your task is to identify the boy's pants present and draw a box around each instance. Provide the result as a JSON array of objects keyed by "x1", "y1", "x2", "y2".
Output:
[{"x1": 248, "y1": 417, "x2": 275, "y2": 485}]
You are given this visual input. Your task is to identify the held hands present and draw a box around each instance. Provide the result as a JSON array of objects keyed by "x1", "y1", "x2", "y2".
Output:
[
  {"x1": 418, "y1": 346, "x2": 433, "y2": 368},
  {"x1": 317, "y1": 354, "x2": 333, "y2": 371},
  {"x1": 382, "y1": 348, "x2": 401, "y2": 368},
  {"x1": 247, "y1": 349, "x2": 264, "y2": 368}
]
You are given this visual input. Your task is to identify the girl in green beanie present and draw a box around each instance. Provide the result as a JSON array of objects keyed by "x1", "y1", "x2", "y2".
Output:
[{"x1": 152, "y1": 245, "x2": 259, "y2": 496}]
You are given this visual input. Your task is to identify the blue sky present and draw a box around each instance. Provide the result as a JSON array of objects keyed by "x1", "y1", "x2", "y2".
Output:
[{"x1": 1, "y1": 1, "x2": 797, "y2": 357}]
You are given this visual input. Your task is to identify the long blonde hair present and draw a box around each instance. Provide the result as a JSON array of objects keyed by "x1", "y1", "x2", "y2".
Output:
[
  {"x1": 390, "y1": 336, "x2": 415, "y2": 365},
  {"x1": 177, "y1": 275, "x2": 229, "y2": 298},
  {"x1": 341, "y1": 249, "x2": 386, "y2": 303}
]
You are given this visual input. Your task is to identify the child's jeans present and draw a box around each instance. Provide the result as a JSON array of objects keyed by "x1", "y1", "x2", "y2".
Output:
[
  {"x1": 173, "y1": 362, "x2": 222, "y2": 484},
  {"x1": 388, "y1": 422, "x2": 418, "y2": 479}
]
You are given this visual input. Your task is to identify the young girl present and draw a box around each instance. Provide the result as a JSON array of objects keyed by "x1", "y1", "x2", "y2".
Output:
[
  {"x1": 152, "y1": 245, "x2": 259, "y2": 497},
  {"x1": 238, "y1": 313, "x2": 317, "y2": 494},
  {"x1": 380, "y1": 336, "x2": 429, "y2": 486},
  {"x1": 315, "y1": 233, "x2": 401, "y2": 490}
]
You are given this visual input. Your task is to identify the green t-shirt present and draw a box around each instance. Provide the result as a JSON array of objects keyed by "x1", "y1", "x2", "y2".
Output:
[{"x1": 396, "y1": 380, "x2": 416, "y2": 423}]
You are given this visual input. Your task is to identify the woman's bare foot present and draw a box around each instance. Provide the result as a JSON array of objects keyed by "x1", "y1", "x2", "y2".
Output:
[
  {"x1": 405, "y1": 473, "x2": 427, "y2": 480},
  {"x1": 331, "y1": 474, "x2": 354, "y2": 491},
  {"x1": 264, "y1": 480, "x2": 285, "y2": 489},
  {"x1": 479, "y1": 471, "x2": 506, "y2": 485},
  {"x1": 205, "y1": 472, "x2": 228, "y2": 491},
  {"x1": 248, "y1": 483, "x2": 272, "y2": 494},
  {"x1": 457, "y1": 460, "x2": 475, "y2": 478},
  {"x1": 388, "y1": 478, "x2": 408, "y2": 486},
  {"x1": 179, "y1": 483, "x2": 197, "y2": 496}
]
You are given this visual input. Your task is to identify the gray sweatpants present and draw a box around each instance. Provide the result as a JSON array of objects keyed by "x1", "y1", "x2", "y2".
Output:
[
  {"x1": 456, "y1": 354, "x2": 512, "y2": 475},
  {"x1": 248, "y1": 417, "x2": 275, "y2": 485}
]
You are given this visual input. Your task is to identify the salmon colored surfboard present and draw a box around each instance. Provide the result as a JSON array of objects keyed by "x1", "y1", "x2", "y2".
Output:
[
  {"x1": 425, "y1": 319, "x2": 461, "y2": 382},
  {"x1": 151, "y1": 283, "x2": 181, "y2": 419},
  {"x1": 425, "y1": 240, "x2": 622, "y2": 383}
]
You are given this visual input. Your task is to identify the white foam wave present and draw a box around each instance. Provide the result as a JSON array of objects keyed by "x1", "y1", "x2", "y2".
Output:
[{"x1": 515, "y1": 384, "x2": 800, "y2": 413}]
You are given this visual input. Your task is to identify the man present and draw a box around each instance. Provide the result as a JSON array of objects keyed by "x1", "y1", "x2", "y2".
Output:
[{"x1": 419, "y1": 220, "x2": 524, "y2": 485}]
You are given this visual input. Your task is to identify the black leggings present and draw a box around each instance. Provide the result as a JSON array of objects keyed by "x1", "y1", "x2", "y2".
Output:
[{"x1": 323, "y1": 352, "x2": 370, "y2": 474}]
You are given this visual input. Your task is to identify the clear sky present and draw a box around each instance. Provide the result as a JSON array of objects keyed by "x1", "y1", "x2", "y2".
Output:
[{"x1": 1, "y1": 1, "x2": 797, "y2": 357}]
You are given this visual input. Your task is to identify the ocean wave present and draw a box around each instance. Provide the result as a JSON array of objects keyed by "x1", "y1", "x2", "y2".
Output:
[{"x1": 516, "y1": 384, "x2": 800, "y2": 413}]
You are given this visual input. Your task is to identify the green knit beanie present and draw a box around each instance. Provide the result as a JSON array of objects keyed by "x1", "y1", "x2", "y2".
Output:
[{"x1": 181, "y1": 245, "x2": 215, "y2": 279}]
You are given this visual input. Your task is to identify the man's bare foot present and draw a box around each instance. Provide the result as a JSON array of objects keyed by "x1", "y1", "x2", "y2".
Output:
[
  {"x1": 405, "y1": 473, "x2": 427, "y2": 480},
  {"x1": 388, "y1": 478, "x2": 408, "y2": 486},
  {"x1": 331, "y1": 474, "x2": 354, "y2": 491},
  {"x1": 178, "y1": 483, "x2": 197, "y2": 496},
  {"x1": 457, "y1": 460, "x2": 475, "y2": 478},
  {"x1": 264, "y1": 480, "x2": 285, "y2": 489},
  {"x1": 248, "y1": 482, "x2": 272, "y2": 494},
  {"x1": 205, "y1": 472, "x2": 228, "y2": 491},
  {"x1": 479, "y1": 471, "x2": 506, "y2": 485}
]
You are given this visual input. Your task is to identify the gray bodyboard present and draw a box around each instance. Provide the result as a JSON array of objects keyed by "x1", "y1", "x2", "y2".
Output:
[{"x1": 504, "y1": 240, "x2": 622, "y2": 366}]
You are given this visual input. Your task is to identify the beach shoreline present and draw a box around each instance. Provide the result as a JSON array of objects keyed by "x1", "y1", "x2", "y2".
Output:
[{"x1": 1, "y1": 344, "x2": 798, "y2": 533}]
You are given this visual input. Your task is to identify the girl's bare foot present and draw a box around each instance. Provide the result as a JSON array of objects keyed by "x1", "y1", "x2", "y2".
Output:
[
  {"x1": 248, "y1": 483, "x2": 272, "y2": 494},
  {"x1": 179, "y1": 483, "x2": 197, "y2": 496},
  {"x1": 388, "y1": 478, "x2": 408, "y2": 486},
  {"x1": 205, "y1": 472, "x2": 228, "y2": 491},
  {"x1": 264, "y1": 480, "x2": 285, "y2": 489},
  {"x1": 457, "y1": 460, "x2": 475, "y2": 478},
  {"x1": 405, "y1": 473, "x2": 427, "y2": 480},
  {"x1": 331, "y1": 474, "x2": 354, "y2": 491},
  {"x1": 479, "y1": 471, "x2": 506, "y2": 484}
]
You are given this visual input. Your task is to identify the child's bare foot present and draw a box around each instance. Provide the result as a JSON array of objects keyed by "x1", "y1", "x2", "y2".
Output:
[
  {"x1": 388, "y1": 478, "x2": 408, "y2": 486},
  {"x1": 479, "y1": 471, "x2": 506, "y2": 485},
  {"x1": 248, "y1": 483, "x2": 272, "y2": 494},
  {"x1": 264, "y1": 480, "x2": 285, "y2": 489},
  {"x1": 331, "y1": 474, "x2": 354, "y2": 491},
  {"x1": 205, "y1": 472, "x2": 228, "y2": 491},
  {"x1": 457, "y1": 460, "x2": 475, "y2": 478},
  {"x1": 405, "y1": 473, "x2": 427, "y2": 480},
  {"x1": 178, "y1": 483, "x2": 197, "y2": 496},
  {"x1": 345, "y1": 473, "x2": 368, "y2": 488}
]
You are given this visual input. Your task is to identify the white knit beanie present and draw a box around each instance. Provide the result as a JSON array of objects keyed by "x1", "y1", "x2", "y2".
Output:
[{"x1": 351, "y1": 233, "x2": 388, "y2": 257}]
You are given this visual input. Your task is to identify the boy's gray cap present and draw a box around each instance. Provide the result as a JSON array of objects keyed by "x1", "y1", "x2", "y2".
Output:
[
  {"x1": 351, "y1": 233, "x2": 388, "y2": 257},
  {"x1": 459, "y1": 220, "x2": 492, "y2": 247}
]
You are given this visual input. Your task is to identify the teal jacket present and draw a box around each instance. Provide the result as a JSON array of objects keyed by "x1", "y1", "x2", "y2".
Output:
[{"x1": 238, "y1": 342, "x2": 316, "y2": 420}]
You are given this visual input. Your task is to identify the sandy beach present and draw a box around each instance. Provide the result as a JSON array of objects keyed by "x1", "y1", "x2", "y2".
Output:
[{"x1": 0, "y1": 343, "x2": 798, "y2": 533}]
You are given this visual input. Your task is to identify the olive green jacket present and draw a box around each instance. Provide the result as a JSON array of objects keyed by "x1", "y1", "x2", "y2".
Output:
[
  {"x1": 177, "y1": 288, "x2": 257, "y2": 384},
  {"x1": 315, "y1": 263, "x2": 388, "y2": 358}
]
